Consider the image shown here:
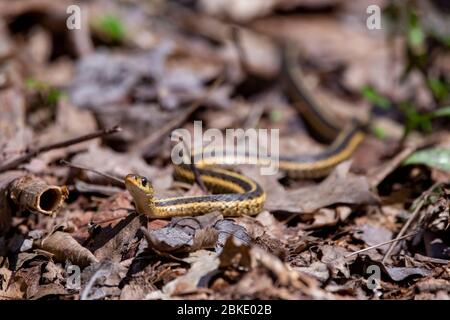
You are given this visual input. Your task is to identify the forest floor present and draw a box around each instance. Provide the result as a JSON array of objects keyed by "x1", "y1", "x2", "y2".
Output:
[{"x1": 0, "y1": 0, "x2": 449, "y2": 300}]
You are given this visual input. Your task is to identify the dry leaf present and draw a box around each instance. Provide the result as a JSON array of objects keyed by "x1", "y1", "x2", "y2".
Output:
[
  {"x1": 36, "y1": 231, "x2": 98, "y2": 268},
  {"x1": 353, "y1": 224, "x2": 393, "y2": 253},
  {"x1": 89, "y1": 211, "x2": 147, "y2": 262},
  {"x1": 264, "y1": 161, "x2": 379, "y2": 213}
]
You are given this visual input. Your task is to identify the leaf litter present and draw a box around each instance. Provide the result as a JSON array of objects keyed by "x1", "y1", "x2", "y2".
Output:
[{"x1": 0, "y1": 0, "x2": 449, "y2": 301}]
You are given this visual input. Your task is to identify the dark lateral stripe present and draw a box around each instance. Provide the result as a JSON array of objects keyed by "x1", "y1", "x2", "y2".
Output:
[{"x1": 156, "y1": 188, "x2": 263, "y2": 207}]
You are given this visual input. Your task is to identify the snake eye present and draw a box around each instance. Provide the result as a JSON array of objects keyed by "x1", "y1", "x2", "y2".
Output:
[{"x1": 141, "y1": 177, "x2": 148, "y2": 187}]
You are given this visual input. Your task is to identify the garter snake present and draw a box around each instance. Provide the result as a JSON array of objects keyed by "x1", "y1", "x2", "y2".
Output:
[{"x1": 125, "y1": 44, "x2": 367, "y2": 219}]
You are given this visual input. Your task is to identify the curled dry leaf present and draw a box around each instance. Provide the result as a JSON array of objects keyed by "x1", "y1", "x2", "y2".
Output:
[
  {"x1": 384, "y1": 266, "x2": 432, "y2": 282},
  {"x1": 36, "y1": 231, "x2": 98, "y2": 268},
  {"x1": 349, "y1": 255, "x2": 432, "y2": 282},
  {"x1": 9, "y1": 174, "x2": 69, "y2": 217}
]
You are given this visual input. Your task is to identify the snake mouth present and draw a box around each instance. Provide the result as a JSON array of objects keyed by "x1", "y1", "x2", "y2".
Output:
[
  {"x1": 125, "y1": 174, "x2": 138, "y2": 182},
  {"x1": 124, "y1": 174, "x2": 143, "y2": 188}
]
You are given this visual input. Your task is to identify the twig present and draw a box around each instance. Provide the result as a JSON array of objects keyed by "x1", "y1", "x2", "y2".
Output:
[
  {"x1": 0, "y1": 126, "x2": 122, "y2": 174},
  {"x1": 78, "y1": 211, "x2": 132, "y2": 230},
  {"x1": 345, "y1": 232, "x2": 418, "y2": 258},
  {"x1": 60, "y1": 160, "x2": 124, "y2": 185},
  {"x1": 381, "y1": 182, "x2": 442, "y2": 263},
  {"x1": 135, "y1": 76, "x2": 224, "y2": 159}
]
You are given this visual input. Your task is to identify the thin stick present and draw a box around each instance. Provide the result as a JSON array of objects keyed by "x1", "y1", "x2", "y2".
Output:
[
  {"x1": 0, "y1": 126, "x2": 122, "y2": 174},
  {"x1": 381, "y1": 182, "x2": 442, "y2": 263},
  {"x1": 60, "y1": 160, "x2": 124, "y2": 185},
  {"x1": 345, "y1": 232, "x2": 418, "y2": 258},
  {"x1": 79, "y1": 211, "x2": 132, "y2": 230}
]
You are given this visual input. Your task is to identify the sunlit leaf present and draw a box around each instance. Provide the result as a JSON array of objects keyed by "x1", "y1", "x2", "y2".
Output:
[
  {"x1": 361, "y1": 86, "x2": 390, "y2": 109},
  {"x1": 96, "y1": 15, "x2": 125, "y2": 43},
  {"x1": 404, "y1": 148, "x2": 450, "y2": 172},
  {"x1": 428, "y1": 78, "x2": 449, "y2": 101},
  {"x1": 430, "y1": 106, "x2": 450, "y2": 118},
  {"x1": 372, "y1": 125, "x2": 387, "y2": 140}
]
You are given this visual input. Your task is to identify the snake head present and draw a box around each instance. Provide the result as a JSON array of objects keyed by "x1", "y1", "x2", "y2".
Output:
[
  {"x1": 125, "y1": 174, "x2": 155, "y2": 215},
  {"x1": 125, "y1": 174, "x2": 153, "y2": 194}
]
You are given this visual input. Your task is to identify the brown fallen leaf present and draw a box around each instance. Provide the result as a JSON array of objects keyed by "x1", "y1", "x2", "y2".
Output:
[
  {"x1": 384, "y1": 266, "x2": 432, "y2": 282},
  {"x1": 349, "y1": 255, "x2": 432, "y2": 282},
  {"x1": 353, "y1": 223, "x2": 393, "y2": 253},
  {"x1": 3, "y1": 256, "x2": 66, "y2": 300},
  {"x1": 14, "y1": 251, "x2": 52, "y2": 271},
  {"x1": 219, "y1": 237, "x2": 328, "y2": 297},
  {"x1": 0, "y1": 263, "x2": 26, "y2": 299},
  {"x1": 36, "y1": 231, "x2": 98, "y2": 268},
  {"x1": 88, "y1": 211, "x2": 147, "y2": 262},
  {"x1": 219, "y1": 236, "x2": 252, "y2": 270}
]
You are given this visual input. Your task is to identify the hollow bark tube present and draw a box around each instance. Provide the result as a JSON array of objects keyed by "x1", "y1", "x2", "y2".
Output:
[{"x1": 9, "y1": 175, "x2": 69, "y2": 216}]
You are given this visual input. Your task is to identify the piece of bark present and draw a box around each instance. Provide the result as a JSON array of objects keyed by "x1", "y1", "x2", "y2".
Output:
[
  {"x1": 9, "y1": 174, "x2": 69, "y2": 217},
  {"x1": 0, "y1": 171, "x2": 25, "y2": 234}
]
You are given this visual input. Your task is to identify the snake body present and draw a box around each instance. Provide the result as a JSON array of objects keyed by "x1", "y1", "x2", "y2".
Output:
[{"x1": 125, "y1": 44, "x2": 366, "y2": 218}]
